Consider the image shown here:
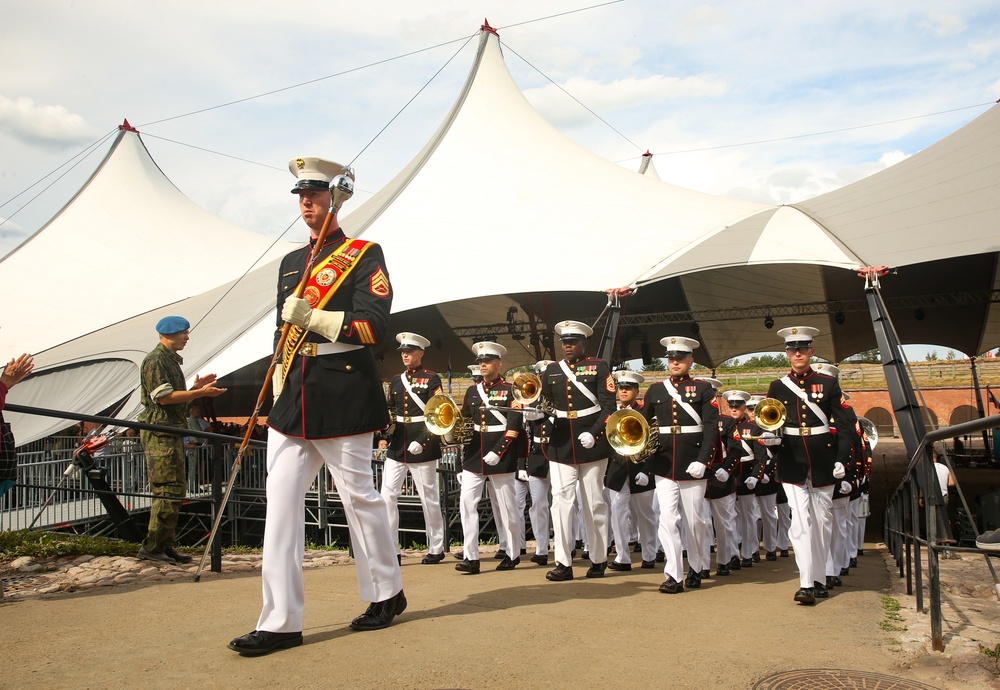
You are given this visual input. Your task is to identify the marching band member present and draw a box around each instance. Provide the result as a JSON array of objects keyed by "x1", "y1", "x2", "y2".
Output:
[
  {"x1": 454, "y1": 342, "x2": 523, "y2": 574},
  {"x1": 766, "y1": 327, "x2": 852, "y2": 605},
  {"x1": 517, "y1": 360, "x2": 554, "y2": 566},
  {"x1": 755, "y1": 418, "x2": 781, "y2": 562},
  {"x1": 706, "y1": 390, "x2": 741, "y2": 576},
  {"x1": 538, "y1": 321, "x2": 616, "y2": 581},
  {"x1": 753, "y1": 392, "x2": 792, "y2": 558},
  {"x1": 639, "y1": 337, "x2": 719, "y2": 593},
  {"x1": 725, "y1": 390, "x2": 767, "y2": 569},
  {"x1": 230, "y1": 158, "x2": 402, "y2": 656},
  {"x1": 605, "y1": 370, "x2": 647, "y2": 571},
  {"x1": 382, "y1": 332, "x2": 446, "y2": 564}
]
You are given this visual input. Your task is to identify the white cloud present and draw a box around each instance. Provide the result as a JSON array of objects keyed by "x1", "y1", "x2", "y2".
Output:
[
  {"x1": 0, "y1": 96, "x2": 97, "y2": 149},
  {"x1": 918, "y1": 11, "x2": 967, "y2": 38},
  {"x1": 524, "y1": 74, "x2": 728, "y2": 126}
]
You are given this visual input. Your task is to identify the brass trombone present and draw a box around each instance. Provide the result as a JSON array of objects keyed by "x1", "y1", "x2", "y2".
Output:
[
  {"x1": 606, "y1": 408, "x2": 658, "y2": 462},
  {"x1": 424, "y1": 394, "x2": 473, "y2": 444}
]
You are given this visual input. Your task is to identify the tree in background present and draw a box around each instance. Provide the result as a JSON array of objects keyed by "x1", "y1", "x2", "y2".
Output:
[{"x1": 642, "y1": 358, "x2": 666, "y2": 372}]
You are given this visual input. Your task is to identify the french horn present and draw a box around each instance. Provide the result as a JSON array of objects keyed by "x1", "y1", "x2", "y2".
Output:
[{"x1": 424, "y1": 394, "x2": 473, "y2": 444}]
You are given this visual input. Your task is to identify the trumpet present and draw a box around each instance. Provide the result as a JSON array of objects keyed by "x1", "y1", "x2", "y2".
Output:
[
  {"x1": 424, "y1": 394, "x2": 473, "y2": 444},
  {"x1": 744, "y1": 398, "x2": 787, "y2": 440},
  {"x1": 858, "y1": 416, "x2": 878, "y2": 450},
  {"x1": 510, "y1": 372, "x2": 554, "y2": 415},
  {"x1": 606, "y1": 408, "x2": 658, "y2": 462}
]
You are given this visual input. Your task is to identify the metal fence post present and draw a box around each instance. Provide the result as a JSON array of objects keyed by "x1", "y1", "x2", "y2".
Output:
[{"x1": 210, "y1": 439, "x2": 223, "y2": 573}]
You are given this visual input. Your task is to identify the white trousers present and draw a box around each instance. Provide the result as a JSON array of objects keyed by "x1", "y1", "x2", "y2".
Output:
[
  {"x1": 654, "y1": 477, "x2": 710, "y2": 582},
  {"x1": 855, "y1": 492, "x2": 869, "y2": 553},
  {"x1": 777, "y1": 501, "x2": 792, "y2": 550},
  {"x1": 460, "y1": 471, "x2": 518, "y2": 561},
  {"x1": 258, "y1": 429, "x2": 402, "y2": 633},
  {"x1": 846, "y1": 499, "x2": 859, "y2": 558},
  {"x1": 708, "y1": 493, "x2": 738, "y2": 565},
  {"x1": 487, "y1": 481, "x2": 508, "y2": 552},
  {"x1": 757, "y1": 493, "x2": 778, "y2": 553},
  {"x1": 608, "y1": 484, "x2": 633, "y2": 565},
  {"x1": 630, "y1": 490, "x2": 658, "y2": 562},
  {"x1": 828, "y1": 496, "x2": 851, "y2": 576},
  {"x1": 516, "y1": 475, "x2": 551, "y2": 555},
  {"x1": 380, "y1": 458, "x2": 445, "y2": 555},
  {"x1": 783, "y1": 481, "x2": 834, "y2": 588},
  {"x1": 550, "y1": 460, "x2": 609, "y2": 566},
  {"x1": 736, "y1": 494, "x2": 760, "y2": 559}
]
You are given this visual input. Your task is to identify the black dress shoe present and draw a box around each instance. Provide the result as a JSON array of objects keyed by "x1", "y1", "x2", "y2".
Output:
[
  {"x1": 586, "y1": 561, "x2": 607, "y2": 578},
  {"x1": 496, "y1": 556, "x2": 520, "y2": 571},
  {"x1": 751, "y1": 551, "x2": 760, "y2": 563},
  {"x1": 641, "y1": 560, "x2": 656, "y2": 569},
  {"x1": 728, "y1": 556, "x2": 741, "y2": 571},
  {"x1": 840, "y1": 567, "x2": 850, "y2": 577},
  {"x1": 570, "y1": 549, "x2": 577, "y2": 560},
  {"x1": 228, "y1": 630, "x2": 303, "y2": 656},
  {"x1": 780, "y1": 549, "x2": 790, "y2": 558},
  {"x1": 813, "y1": 581, "x2": 829, "y2": 598},
  {"x1": 164, "y1": 547, "x2": 193, "y2": 564},
  {"x1": 454, "y1": 551, "x2": 464, "y2": 560},
  {"x1": 494, "y1": 549, "x2": 508, "y2": 560},
  {"x1": 765, "y1": 550, "x2": 777, "y2": 562},
  {"x1": 684, "y1": 568, "x2": 702, "y2": 589},
  {"x1": 633, "y1": 543, "x2": 642, "y2": 553},
  {"x1": 858, "y1": 548, "x2": 865, "y2": 556},
  {"x1": 716, "y1": 564, "x2": 730, "y2": 576},
  {"x1": 350, "y1": 590, "x2": 407, "y2": 631},
  {"x1": 582, "y1": 551, "x2": 590, "y2": 561},
  {"x1": 830, "y1": 575, "x2": 842, "y2": 588},
  {"x1": 849, "y1": 557, "x2": 858, "y2": 568},
  {"x1": 530, "y1": 553, "x2": 548, "y2": 566},
  {"x1": 396, "y1": 554, "x2": 402, "y2": 565},
  {"x1": 699, "y1": 569, "x2": 710, "y2": 579},
  {"x1": 546, "y1": 563, "x2": 574, "y2": 581},
  {"x1": 794, "y1": 587, "x2": 816, "y2": 605},
  {"x1": 421, "y1": 552, "x2": 445, "y2": 565},
  {"x1": 608, "y1": 560, "x2": 632, "y2": 571},
  {"x1": 575, "y1": 540, "x2": 585, "y2": 550},
  {"x1": 455, "y1": 559, "x2": 481, "y2": 574},
  {"x1": 656, "y1": 550, "x2": 665, "y2": 563},
  {"x1": 740, "y1": 558, "x2": 753, "y2": 568},
  {"x1": 520, "y1": 548, "x2": 527, "y2": 555},
  {"x1": 659, "y1": 577, "x2": 684, "y2": 594}
]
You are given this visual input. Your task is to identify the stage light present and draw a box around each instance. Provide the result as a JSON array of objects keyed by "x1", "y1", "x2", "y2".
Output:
[
  {"x1": 835, "y1": 311, "x2": 846, "y2": 325},
  {"x1": 915, "y1": 308, "x2": 926, "y2": 321},
  {"x1": 764, "y1": 315, "x2": 774, "y2": 329}
]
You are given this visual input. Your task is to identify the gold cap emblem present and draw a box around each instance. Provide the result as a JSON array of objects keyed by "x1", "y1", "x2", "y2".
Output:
[{"x1": 296, "y1": 158, "x2": 305, "y2": 170}]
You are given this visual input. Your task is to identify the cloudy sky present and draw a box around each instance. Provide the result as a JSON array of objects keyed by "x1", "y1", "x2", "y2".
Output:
[{"x1": 2, "y1": 1, "x2": 998, "y2": 353}]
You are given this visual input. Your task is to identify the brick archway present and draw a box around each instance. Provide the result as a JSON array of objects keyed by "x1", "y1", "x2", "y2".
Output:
[
  {"x1": 950, "y1": 404, "x2": 979, "y2": 425},
  {"x1": 864, "y1": 406, "x2": 894, "y2": 437}
]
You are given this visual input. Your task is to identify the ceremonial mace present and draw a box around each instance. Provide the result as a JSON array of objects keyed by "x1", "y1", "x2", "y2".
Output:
[{"x1": 194, "y1": 171, "x2": 354, "y2": 582}]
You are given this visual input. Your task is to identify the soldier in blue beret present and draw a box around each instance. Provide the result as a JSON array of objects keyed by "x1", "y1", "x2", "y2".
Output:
[{"x1": 137, "y1": 316, "x2": 226, "y2": 564}]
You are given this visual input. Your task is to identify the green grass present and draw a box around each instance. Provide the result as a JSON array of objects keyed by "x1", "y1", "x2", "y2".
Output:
[
  {"x1": 0, "y1": 530, "x2": 141, "y2": 560},
  {"x1": 879, "y1": 596, "x2": 908, "y2": 632}
]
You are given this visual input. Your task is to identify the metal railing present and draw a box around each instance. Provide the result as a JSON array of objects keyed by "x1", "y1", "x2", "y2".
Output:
[
  {"x1": 3, "y1": 404, "x2": 467, "y2": 563},
  {"x1": 883, "y1": 413, "x2": 1000, "y2": 651}
]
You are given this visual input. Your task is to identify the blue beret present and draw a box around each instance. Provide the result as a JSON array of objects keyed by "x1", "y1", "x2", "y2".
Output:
[{"x1": 156, "y1": 316, "x2": 190, "y2": 335}]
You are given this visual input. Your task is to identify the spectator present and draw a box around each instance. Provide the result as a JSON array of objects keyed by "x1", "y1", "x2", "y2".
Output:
[{"x1": 0, "y1": 353, "x2": 34, "y2": 498}]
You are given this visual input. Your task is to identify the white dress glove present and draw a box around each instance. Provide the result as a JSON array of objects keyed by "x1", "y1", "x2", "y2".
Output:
[
  {"x1": 578, "y1": 432, "x2": 595, "y2": 449},
  {"x1": 744, "y1": 476, "x2": 758, "y2": 490},
  {"x1": 686, "y1": 462, "x2": 706, "y2": 479},
  {"x1": 840, "y1": 481, "x2": 853, "y2": 494},
  {"x1": 715, "y1": 468, "x2": 730, "y2": 482},
  {"x1": 635, "y1": 472, "x2": 649, "y2": 487},
  {"x1": 484, "y1": 451, "x2": 501, "y2": 466},
  {"x1": 407, "y1": 441, "x2": 423, "y2": 455},
  {"x1": 456, "y1": 471, "x2": 463, "y2": 486},
  {"x1": 833, "y1": 462, "x2": 846, "y2": 479},
  {"x1": 522, "y1": 409, "x2": 544, "y2": 422},
  {"x1": 517, "y1": 469, "x2": 529, "y2": 481},
  {"x1": 761, "y1": 473, "x2": 771, "y2": 484},
  {"x1": 760, "y1": 432, "x2": 781, "y2": 447},
  {"x1": 281, "y1": 296, "x2": 345, "y2": 341}
]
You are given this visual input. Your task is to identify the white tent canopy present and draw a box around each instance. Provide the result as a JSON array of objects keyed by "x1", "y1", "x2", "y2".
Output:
[{"x1": 5, "y1": 25, "x2": 1000, "y2": 442}]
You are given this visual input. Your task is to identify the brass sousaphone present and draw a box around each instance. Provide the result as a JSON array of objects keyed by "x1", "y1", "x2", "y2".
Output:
[
  {"x1": 605, "y1": 408, "x2": 658, "y2": 462},
  {"x1": 744, "y1": 398, "x2": 787, "y2": 439}
]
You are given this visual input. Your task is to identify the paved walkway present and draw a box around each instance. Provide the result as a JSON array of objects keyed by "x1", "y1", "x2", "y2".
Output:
[{"x1": 6, "y1": 542, "x2": 997, "y2": 689}]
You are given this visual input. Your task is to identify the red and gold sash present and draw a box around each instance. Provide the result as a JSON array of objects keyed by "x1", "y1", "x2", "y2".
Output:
[{"x1": 281, "y1": 238, "x2": 373, "y2": 382}]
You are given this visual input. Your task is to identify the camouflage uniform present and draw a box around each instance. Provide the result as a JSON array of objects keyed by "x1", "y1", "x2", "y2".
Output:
[{"x1": 138, "y1": 342, "x2": 188, "y2": 553}]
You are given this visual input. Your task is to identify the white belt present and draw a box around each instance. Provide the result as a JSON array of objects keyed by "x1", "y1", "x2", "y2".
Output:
[
  {"x1": 478, "y1": 423, "x2": 507, "y2": 433},
  {"x1": 553, "y1": 404, "x2": 601, "y2": 419},
  {"x1": 299, "y1": 342, "x2": 363, "y2": 356},
  {"x1": 783, "y1": 425, "x2": 830, "y2": 437},
  {"x1": 739, "y1": 455, "x2": 755, "y2": 463},
  {"x1": 658, "y1": 425, "x2": 703, "y2": 435},
  {"x1": 395, "y1": 415, "x2": 425, "y2": 423}
]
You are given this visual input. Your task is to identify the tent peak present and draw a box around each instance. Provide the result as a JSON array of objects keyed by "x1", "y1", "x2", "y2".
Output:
[
  {"x1": 642, "y1": 150, "x2": 653, "y2": 158},
  {"x1": 118, "y1": 119, "x2": 137, "y2": 133},
  {"x1": 481, "y1": 19, "x2": 498, "y2": 36}
]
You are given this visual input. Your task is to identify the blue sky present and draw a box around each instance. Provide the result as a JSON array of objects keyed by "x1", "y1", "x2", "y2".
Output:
[{"x1": 1, "y1": 0, "x2": 999, "y2": 359}]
